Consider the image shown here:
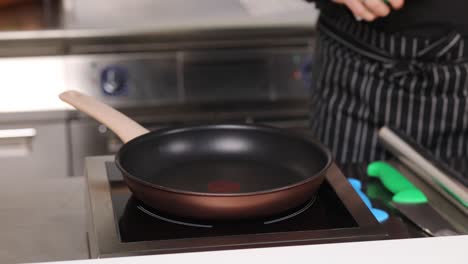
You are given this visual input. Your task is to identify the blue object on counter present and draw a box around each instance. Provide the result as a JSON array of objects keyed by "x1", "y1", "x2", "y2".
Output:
[
  {"x1": 348, "y1": 178, "x2": 389, "y2": 223},
  {"x1": 348, "y1": 178, "x2": 362, "y2": 190},
  {"x1": 348, "y1": 178, "x2": 372, "y2": 208},
  {"x1": 371, "y1": 208, "x2": 389, "y2": 223}
]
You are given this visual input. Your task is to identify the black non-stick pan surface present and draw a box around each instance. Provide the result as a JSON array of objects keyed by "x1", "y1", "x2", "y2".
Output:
[{"x1": 60, "y1": 91, "x2": 332, "y2": 220}]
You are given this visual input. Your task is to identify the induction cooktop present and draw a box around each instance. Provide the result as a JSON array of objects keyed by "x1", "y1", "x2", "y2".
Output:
[{"x1": 85, "y1": 156, "x2": 408, "y2": 258}]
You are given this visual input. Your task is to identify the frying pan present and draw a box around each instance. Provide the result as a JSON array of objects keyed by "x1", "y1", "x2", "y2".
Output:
[{"x1": 60, "y1": 91, "x2": 332, "y2": 220}]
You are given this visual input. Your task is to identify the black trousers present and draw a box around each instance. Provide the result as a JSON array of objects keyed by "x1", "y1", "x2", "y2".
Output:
[{"x1": 310, "y1": 15, "x2": 468, "y2": 164}]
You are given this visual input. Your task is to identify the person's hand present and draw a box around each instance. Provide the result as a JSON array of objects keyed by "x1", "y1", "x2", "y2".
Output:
[{"x1": 332, "y1": 0, "x2": 404, "y2": 22}]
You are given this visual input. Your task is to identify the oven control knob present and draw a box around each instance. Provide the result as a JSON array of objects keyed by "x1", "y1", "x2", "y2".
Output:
[{"x1": 101, "y1": 66, "x2": 128, "y2": 95}]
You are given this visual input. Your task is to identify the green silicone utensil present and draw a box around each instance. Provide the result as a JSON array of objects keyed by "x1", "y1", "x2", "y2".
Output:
[
  {"x1": 367, "y1": 161, "x2": 460, "y2": 236},
  {"x1": 367, "y1": 161, "x2": 428, "y2": 204}
]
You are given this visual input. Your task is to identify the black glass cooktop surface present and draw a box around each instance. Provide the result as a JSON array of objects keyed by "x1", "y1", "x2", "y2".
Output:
[{"x1": 105, "y1": 162, "x2": 359, "y2": 243}]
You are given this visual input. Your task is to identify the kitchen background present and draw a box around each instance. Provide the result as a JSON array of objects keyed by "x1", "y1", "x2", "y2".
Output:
[
  {"x1": 0, "y1": 0, "x2": 319, "y2": 263},
  {"x1": 1, "y1": 1, "x2": 466, "y2": 264},
  {"x1": 0, "y1": 0, "x2": 318, "y2": 178}
]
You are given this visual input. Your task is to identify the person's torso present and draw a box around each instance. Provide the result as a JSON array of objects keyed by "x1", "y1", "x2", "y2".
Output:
[{"x1": 317, "y1": 0, "x2": 468, "y2": 37}]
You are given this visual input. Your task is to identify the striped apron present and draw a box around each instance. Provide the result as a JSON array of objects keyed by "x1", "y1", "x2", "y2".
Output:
[{"x1": 309, "y1": 15, "x2": 468, "y2": 165}]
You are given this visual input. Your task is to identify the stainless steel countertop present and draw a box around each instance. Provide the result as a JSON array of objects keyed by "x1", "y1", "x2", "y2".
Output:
[
  {"x1": 0, "y1": 0, "x2": 318, "y2": 57},
  {"x1": 61, "y1": 0, "x2": 318, "y2": 31}
]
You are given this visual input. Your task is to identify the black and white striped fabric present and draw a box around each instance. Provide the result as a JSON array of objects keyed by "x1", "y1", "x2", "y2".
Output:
[{"x1": 310, "y1": 15, "x2": 468, "y2": 164}]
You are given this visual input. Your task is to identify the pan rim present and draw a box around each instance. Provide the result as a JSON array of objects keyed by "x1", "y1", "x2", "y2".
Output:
[{"x1": 115, "y1": 123, "x2": 333, "y2": 197}]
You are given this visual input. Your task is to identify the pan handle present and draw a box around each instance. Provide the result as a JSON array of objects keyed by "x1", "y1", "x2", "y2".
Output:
[{"x1": 59, "y1": 90, "x2": 149, "y2": 143}]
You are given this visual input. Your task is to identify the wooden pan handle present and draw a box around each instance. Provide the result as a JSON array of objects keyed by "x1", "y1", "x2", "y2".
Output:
[{"x1": 59, "y1": 90, "x2": 149, "y2": 143}]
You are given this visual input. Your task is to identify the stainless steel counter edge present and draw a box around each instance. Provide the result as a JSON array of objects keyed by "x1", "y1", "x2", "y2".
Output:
[
  {"x1": 0, "y1": 21, "x2": 317, "y2": 40},
  {"x1": 0, "y1": 23, "x2": 317, "y2": 57}
]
